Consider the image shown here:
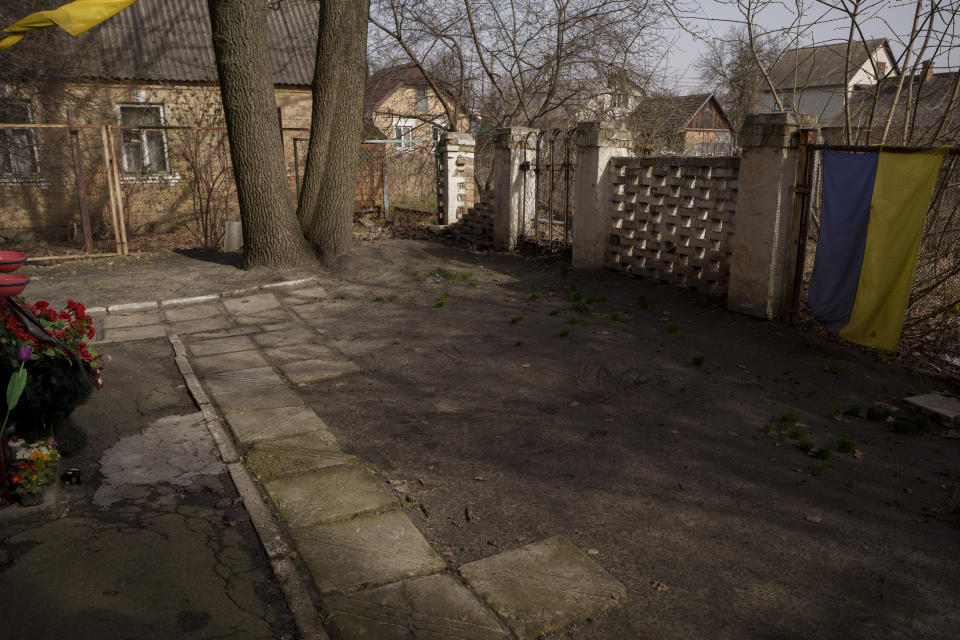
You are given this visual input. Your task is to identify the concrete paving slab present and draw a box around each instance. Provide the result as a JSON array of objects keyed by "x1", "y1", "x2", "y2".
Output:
[
  {"x1": 246, "y1": 430, "x2": 356, "y2": 480},
  {"x1": 163, "y1": 302, "x2": 223, "y2": 323},
  {"x1": 225, "y1": 405, "x2": 325, "y2": 444},
  {"x1": 252, "y1": 325, "x2": 322, "y2": 348},
  {"x1": 202, "y1": 366, "x2": 286, "y2": 396},
  {"x1": 905, "y1": 393, "x2": 960, "y2": 423},
  {"x1": 188, "y1": 335, "x2": 257, "y2": 357},
  {"x1": 223, "y1": 293, "x2": 281, "y2": 315},
  {"x1": 101, "y1": 323, "x2": 168, "y2": 342},
  {"x1": 186, "y1": 326, "x2": 261, "y2": 341},
  {"x1": 192, "y1": 349, "x2": 270, "y2": 376},
  {"x1": 292, "y1": 510, "x2": 445, "y2": 594},
  {"x1": 234, "y1": 307, "x2": 292, "y2": 326},
  {"x1": 459, "y1": 536, "x2": 627, "y2": 640},
  {"x1": 214, "y1": 387, "x2": 305, "y2": 415},
  {"x1": 102, "y1": 311, "x2": 162, "y2": 329},
  {"x1": 281, "y1": 358, "x2": 362, "y2": 384},
  {"x1": 168, "y1": 316, "x2": 232, "y2": 336},
  {"x1": 324, "y1": 574, "x2": 510, "y2": 640},
  {"x1": 284, "y1": 286, "x2": 329, "y2": 299},
  {"x1": 263, "y1": 343, "x2": 334, "y2": 363},
  {"x1": 290, "y1": 302, "x2": 327, "y2": 323},
  {"x1": 266, "y1": 466, "x2": 396, "y2": 527}
]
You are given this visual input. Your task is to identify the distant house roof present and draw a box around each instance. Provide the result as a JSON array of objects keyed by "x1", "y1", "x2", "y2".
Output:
[
  {"x1": 767, "y1": 39, "x2": 895, "y2": 90},
  {"x1": 2, "y1": 0, "x2": 319, "y2": 86},
  {"x1": 826, "y1": 71, "x2": 960, "y2": 144},
  {"x1": 631, "y1": 93, "x2": 731, "y2": 132}
]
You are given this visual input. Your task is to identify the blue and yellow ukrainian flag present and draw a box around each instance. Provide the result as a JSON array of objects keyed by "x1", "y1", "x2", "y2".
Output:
[
  {"x1": 0, "y1": 0, "x2": 138, "y2": 50},
  {"x1": 808, "y1": 148, "x2": 946, "y2": 351}
]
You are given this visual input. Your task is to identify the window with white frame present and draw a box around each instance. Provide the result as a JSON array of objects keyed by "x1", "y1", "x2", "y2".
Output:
[
  {"x1": 117, "y1": 103, "x2": 169, "y2": 173},
  {"x1": 0, "y1": 98, "x2": 40, "y2": 176},
  {"x1": 611, "y1": 92, "x2": 630, "y2": 109},
  {"x1": 394, "y1": 118, "x2": 416, "y2": 151}
]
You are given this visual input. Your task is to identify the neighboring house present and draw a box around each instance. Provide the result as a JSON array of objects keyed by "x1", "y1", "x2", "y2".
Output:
[
  {"x1": 629, "y1": 93, "x2": 736, "y2": 156},
  {"x1": 364, "y1": 64, "x2": 469, "y2": 152},
  {"x1": 822, "y1": 66, "x2": 960, "y2": 146},
  {"x1": 760, "y1": 39, "x2": 898, "y2": 121},
  {"x1": 0, "y1": 0, "x2": 384, "y2": 244}
]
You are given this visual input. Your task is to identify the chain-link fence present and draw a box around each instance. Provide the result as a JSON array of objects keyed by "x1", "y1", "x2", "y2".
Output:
[
  {"x1": 3, "y1": 123, "x2": 401, "y2": 256},
  {"x1": 799, "y1": 147, "x2": 960, "y2": 361}
]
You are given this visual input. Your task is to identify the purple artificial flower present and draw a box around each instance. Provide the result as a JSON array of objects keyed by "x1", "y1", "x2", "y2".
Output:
[{"x1": 16, "y1": 345, "x2": 31, "y2": 363}]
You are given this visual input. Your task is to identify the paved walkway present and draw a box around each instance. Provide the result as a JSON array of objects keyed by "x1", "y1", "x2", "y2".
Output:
[{"x1": 91, "y1": 283, "x2": 627, "y2": 640}]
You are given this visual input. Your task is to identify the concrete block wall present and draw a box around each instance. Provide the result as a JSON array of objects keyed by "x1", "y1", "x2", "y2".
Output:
[{"x1": 607, "y1": 156, "x2": 739, "y2": 293}]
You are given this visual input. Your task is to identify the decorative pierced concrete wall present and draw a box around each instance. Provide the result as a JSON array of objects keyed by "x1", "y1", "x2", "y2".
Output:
[{"x1": 607, "y1": 156, "x2": 739, "y2": 293}]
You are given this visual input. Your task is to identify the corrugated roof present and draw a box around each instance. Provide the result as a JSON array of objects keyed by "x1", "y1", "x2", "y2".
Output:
[
  {"x1": 768, "y1": 39, "x2": 890, "y2": 90},
  {"x1": 18, "y1": 0, "x2": 319, "y2": 85}
]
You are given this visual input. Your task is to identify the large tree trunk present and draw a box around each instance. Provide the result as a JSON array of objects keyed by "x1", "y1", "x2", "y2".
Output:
[
  {"x1": 297, "y1": 0, "x2": 369, "y2": 261},
  {"x1": 208, "y1": 0, "x2": 313, "y2": 268}
]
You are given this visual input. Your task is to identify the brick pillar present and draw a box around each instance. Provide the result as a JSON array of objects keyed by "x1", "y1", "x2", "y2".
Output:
[
  {"x1": 492, "y1": 127, "x2": 537, "y2": 251},
  {"x1": 437, "y1": 132, "x2": 475, "y2": 225},
  {"x1": 572, "y1": 122, "x2": 633, "y2": 269},
  {"x1": 728, "y1": 112, "x2": 820, "y2": 319}
]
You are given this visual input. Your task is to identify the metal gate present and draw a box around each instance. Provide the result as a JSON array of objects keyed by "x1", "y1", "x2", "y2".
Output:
[
  {"x1": 519, "y1": 128, "x2": 576, "y2": 251},
  {"x1": 791, "y1": 143, "x2": 960, "y2": 361}
]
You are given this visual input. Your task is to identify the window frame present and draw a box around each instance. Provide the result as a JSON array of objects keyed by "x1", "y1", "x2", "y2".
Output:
[
  {"x1": 0, "y1": 98, "x2": 41, "y2": 179},
  {"x1": 115, "y1": 102, "x2": 171, "y2": 175},
  {"x1": 413, "y1": 86, "x2": 429, "y2": 113}
]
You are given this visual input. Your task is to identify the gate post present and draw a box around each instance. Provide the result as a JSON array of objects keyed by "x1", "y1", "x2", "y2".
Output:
[
  {"x1": 437, "y1": 132, "x2": 475, "y2": 225},
  {"x1": 572, "y1": 122, "x2": 633, "y2": 269},
  {"x1": 728, "y1": 112, "x2": 820, "y2": 319},
  {"x1": 493, "y1": 127, "x2": 537, "y2": 251}
]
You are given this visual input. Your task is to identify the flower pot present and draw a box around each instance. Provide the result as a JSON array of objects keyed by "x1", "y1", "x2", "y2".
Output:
[
  {"x1": 17, "y1": 491, "x2": 43, "y2": 506},
  {"x1": 0, "y1": 275, "x2": 29, "y2": 297},
  {"x1": 0, "y1": 251, "x2": 26, "y2": 273}
]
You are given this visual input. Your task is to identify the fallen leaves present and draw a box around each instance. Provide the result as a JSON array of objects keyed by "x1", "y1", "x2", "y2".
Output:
[
  {"x1": 650, "y1": 580, "x2": 670, "y2": 592},
  {"x1": 805, "y1": 515, "x2": 822, "y2": 524}
]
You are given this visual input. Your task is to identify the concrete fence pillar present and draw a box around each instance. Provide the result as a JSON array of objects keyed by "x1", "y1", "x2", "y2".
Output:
[
  {"x1": 492, "y1": 127, "x2": 537, "y2": 251},
  {"x1": 437, "y1": 132, "x2": 475, "y2": 225},
  {"x1": 572, "y1": 122, "x2": 633, "y2": 269},
  {"x1": 728, "y1": 112, "x2": 820, "y2": 319}
]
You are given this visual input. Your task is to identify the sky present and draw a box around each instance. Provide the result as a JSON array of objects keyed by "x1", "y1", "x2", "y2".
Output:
[{"x1": 664, "y1": 0, "x2": 943, "y2": 92}]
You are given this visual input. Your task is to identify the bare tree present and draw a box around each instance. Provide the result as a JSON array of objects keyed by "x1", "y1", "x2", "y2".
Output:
[{"x1": 369, "y1": 0, "x2": 687, "y2": 130}]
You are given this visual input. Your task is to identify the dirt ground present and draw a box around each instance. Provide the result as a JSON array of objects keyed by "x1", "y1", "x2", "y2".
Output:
[{"x1": 18, "y1": 238, "x2": 960, "y2": 639}]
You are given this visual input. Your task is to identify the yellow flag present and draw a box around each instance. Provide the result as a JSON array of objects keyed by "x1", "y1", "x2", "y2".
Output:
[{"x1": 0, "y1": 0, "x2": 138, "y2": 50}]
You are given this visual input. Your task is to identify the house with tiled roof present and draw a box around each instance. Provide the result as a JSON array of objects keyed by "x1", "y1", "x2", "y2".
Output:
[
  {"x1": 759, "y1": 39, "x2": 899, "y2": 120},
  {"x1": 0, "y1": 0, "x2": 387, "y2": 246},
  {"x1": 629, "y1": 93, "x2": 735, "y2": 156},
  {"x1": 364, "y1": 63, "x2": 470, "y2": 152}
]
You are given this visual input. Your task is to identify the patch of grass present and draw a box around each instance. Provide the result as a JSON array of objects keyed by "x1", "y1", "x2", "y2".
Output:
[
  {"x1": 635, "y1": 296, "x2": 652, "y2": 310},
  {"x1": 836, "y1": 437, "x2": 856, "y2": 454},
  {"x1": 827, "y1": 406, "x2": 844, "y2": 418},
  {"x1": 388, "y1": 295, "x2": 397, "y2": 302},
  {"x1": 666, "y1": 323, "x2": 680, "y2": 335},
  {"x1": 571, "y1": 301, "x2": 594, "y2": 315},
  {"x1": 565, "y1": 285, "x2": 582, "y2": 302},
  {"x1": 510, "y1": 316, "x2": 524, "y2": 324},
  {"x1": 812, "y1": 462, "x2": 830, "y2": 477},
  {"x1": 812, "y1": 447, "x2": 832, "y2": 460},
  {"x1": 691, "y1": 354, "x2": 705, "y2": 367},
  {"x1": 825, "y1": 360, "x2": 842, "y2": 376},
  {"x1": 786, "y1": 426, "x2": 806, "y2": 440},
  {"x1": 747, "y1": 377, "x2": 761, "y2": 387},
  {"x1": 514, "y1": 340, "x2": 524, "y2": 347},
  {"x1": 373, "y1": 296, "x2": 384, "y2": 302},
  {"x1": 914, "y1": 379, "x2": 934, "y2": 395},
  {"x1": 806, "y1": 388, "x2": 817, "y2": 398},
  {"x1": 586, "y1": 295, "x2": 607, "y2": 304},
  {"x1": 529, "y1": 287, "x2": 543, "y2": 301},
  {"x1": 607, "y1": 312, "x2": 624, "y2": 323},
  {"x1": 332, "y1": 294, "x2": 346, "y2": 300},
  {"x1": 549, "y1": 309, "x2": 559, "y2": 316},
  {"x1": 866, "y1": 405, "x2": 892, "y2": 422},
  {"x1": 780, "y1": 411, "x2": 798, "y2": 425},
  {"x1": 762, "y1": 423, "x2": 774, "y2": 434},
  {"x1": 435, "y1": 292, "x2": 449, "y2": 308},
  {"x1": 695, "y1": 296, "x2": 709, "y2": 307},
  {"x1": 559, "y1": 329, "x2": 570, "y2": 337},
  {"x1": 843, "y1": 404, "x2": 863, "y2": 417},
  {"x1": 559, "y1": 263, "x2": 570, "y2": 276},
  {"x1": 892, "y1": 414, "x2": 928, "y2": 434},
  {"x1": 795, "y1": 438, "x2": 815, "y2": 453}
]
